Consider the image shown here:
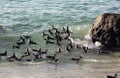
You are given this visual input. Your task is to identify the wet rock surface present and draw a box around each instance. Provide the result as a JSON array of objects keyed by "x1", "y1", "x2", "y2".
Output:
[{"x1": 91, "y1": 13, "x2": 120, "y2": 47}]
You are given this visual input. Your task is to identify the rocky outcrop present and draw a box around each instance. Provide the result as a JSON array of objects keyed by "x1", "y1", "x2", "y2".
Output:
[{"x1": 90, "y1": 13, "x2": 120, "y2": 47}]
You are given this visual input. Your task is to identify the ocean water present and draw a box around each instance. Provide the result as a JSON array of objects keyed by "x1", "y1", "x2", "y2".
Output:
[
  {"x1": 0, "y1": 0, "x2": 120, "y2": 36},
  {"x1": 0, "y1": 0, "x2": 120, "y2": 78}
]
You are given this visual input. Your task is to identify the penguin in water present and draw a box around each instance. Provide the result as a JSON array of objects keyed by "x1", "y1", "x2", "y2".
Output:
[
  {"x1": 13, "y1": 44, "x2": 20, "y2": 49},
  {"x1": 0, "y1": 51, "x2": 7, "y2": 57},
  {"x1": 21, "y1": 49, "x2": 31, "y2": 58},
  {"x1": 70, "y1": 56, "x2": 83, "y2": 63},
  {"x1": 107, "y1": 74, "x2": 117, "y2": 78},
  {"x1": 28, "y1": 39, "x2": 37, "y2": 45}
]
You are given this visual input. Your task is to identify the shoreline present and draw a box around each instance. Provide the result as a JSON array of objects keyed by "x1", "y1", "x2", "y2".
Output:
[{"x1": 0, "y1": 59, "x2": 120, "y2": 78}]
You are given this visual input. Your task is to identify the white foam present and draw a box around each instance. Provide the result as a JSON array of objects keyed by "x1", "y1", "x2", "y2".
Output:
[
  {"x1": 68, "y1": 37, "x2": 82, "y2": 45},
  {"x1": 84, "y1": 34, "x2": 92, "y2": 40},
  {"x1": 84, "y1": 59, "x2": 98, "y2": 62},
  {"x1": 84, "y1": 59, "x2": 120, "y2": 63},
  {"x1": 69, "y1": 36, "x2": 103, "y2": 50},
  {"x1": 95, "y1": 41, "x2": 103, "y2": 48},
  {"x1": 23, "y1": 61, "x2": 46, "y2": 65}
]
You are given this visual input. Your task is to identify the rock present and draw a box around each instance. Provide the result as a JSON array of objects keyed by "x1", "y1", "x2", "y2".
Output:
[{"x1": 90, "y1": 13, "x2": 120, "y2": 47}]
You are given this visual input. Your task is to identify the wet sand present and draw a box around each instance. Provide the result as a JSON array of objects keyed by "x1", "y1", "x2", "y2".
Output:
[
  {"x1": 0, "y1": 62, "x2": 120, "y2": 78},
  {"x1": 0, "y1": 51, "x2": 120, "y2": 78}
]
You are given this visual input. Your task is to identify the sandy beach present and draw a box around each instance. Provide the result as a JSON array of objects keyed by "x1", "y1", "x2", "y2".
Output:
[{"x1": 0, "y1": 50, "x2": 120, "y2": 78}]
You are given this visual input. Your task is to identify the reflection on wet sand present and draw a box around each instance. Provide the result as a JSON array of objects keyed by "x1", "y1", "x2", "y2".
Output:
[
  {"x1": 0, "y1": 61, "x2": 120, "y2": 78},
  {"x1": 0, "y1": 51, "x2": 120, "y2": 78}
]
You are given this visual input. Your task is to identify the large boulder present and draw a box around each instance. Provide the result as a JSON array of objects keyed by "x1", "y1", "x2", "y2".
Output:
[{"x1": 90, "y1": 13, "x2": 120, "y2": 47}]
